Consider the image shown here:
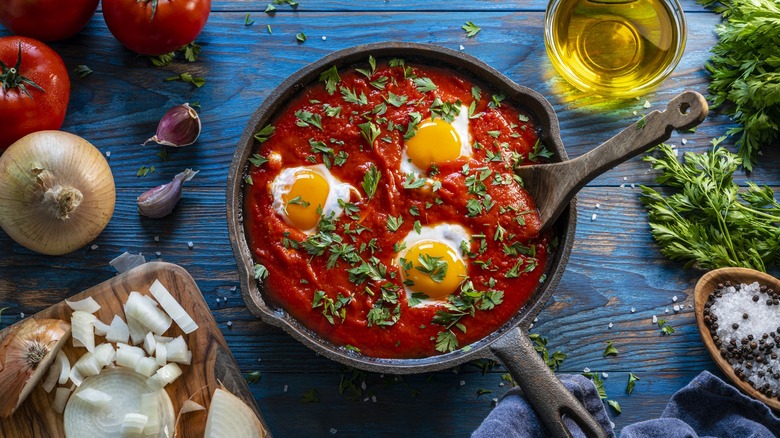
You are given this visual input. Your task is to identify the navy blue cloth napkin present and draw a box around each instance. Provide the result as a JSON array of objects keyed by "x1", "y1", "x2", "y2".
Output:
[{"x1": 472, "y1": 371, "x2": 780, "y2": 437}]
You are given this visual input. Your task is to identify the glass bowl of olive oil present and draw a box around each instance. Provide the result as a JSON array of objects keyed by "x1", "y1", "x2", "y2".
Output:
[{"x1": 544, "y1": 0, "x2": 686, "y2": 98}]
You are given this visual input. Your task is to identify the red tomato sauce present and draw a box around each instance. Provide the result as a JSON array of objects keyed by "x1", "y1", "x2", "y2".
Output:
[{"x1": 244, "y1": 60, "x2": 551, "y2": 358}]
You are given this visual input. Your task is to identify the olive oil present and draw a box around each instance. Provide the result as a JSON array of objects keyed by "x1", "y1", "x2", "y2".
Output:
[{"x1": 545, "y1": 0, "x2": 685, "y2": 97}]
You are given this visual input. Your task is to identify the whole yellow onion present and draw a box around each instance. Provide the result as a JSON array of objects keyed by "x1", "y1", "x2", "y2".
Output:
[{"x1": 0, "y1": 130, "x2": 115, "y2": 255}]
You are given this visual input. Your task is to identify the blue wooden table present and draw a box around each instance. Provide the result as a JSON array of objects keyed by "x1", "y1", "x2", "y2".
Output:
[{"x1": 1, "y1": 1, "x2": 778, "y2": 436}]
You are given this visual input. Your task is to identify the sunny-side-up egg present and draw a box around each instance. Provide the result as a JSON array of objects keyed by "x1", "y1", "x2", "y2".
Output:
[
  {"x1": 270, "y1": 164, "x2": 357, "y2": 234},
  {"x1": 396, "y1": 223, "x2": 471, "y2": 306},
  {"x1": 401, "y1": 104, "x2": 472, "y2": 177}
]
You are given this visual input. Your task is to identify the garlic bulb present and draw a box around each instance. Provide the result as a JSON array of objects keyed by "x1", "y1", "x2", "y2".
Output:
[
  {"x1": 0, "y1": 131, "x2": 116, "y2": 255},
  {"x1": 0, "y1": 318, "x2": 71, "y2": 418},
  {"x1": 144, "y1": 103, "x2": 201, "y2": 147}
]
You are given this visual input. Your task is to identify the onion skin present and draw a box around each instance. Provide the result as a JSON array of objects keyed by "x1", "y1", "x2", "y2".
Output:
[{"x1": 0, "y1": 131, "x2": 115, "y2": 255}]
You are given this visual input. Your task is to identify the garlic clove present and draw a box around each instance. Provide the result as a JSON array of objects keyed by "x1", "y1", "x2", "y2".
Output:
[
  {"x1": 0, "y1": 318, "x2": 71, "y2": 418},
  {"x1": 137, "y1": 169, "x2": 199, "y2": 218},
  {"x1": 144, "y1": 103, "x2": 201, "y2": 147}
]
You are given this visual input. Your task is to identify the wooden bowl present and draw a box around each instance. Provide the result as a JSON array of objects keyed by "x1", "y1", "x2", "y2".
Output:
[{"x1": 694, "y1": 267, "x2": 780, "y2": 411}]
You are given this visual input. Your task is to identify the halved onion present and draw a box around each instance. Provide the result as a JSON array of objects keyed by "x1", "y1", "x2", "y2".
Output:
[
  {"x1": 205, "y1": 388, "x2": 267, "y2": 438},
  {"x1": 66, "y1": 297, "x2": 101, "y2": 314},
  {"x1": 64, "y1": 368, "x2": 174, "y2": 437},
  {"x1": 149, "y1": 279, "x2": 198, "y2": 334}
]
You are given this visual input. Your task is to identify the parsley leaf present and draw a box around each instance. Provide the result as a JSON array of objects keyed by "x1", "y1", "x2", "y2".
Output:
[
  {"x1": 386, "y1": 215, "x2": 404, "y2": 232},
  {"x1": 73, "y1": 65, "x2": 93, "y2": 79},
  {"x1": 164, "y1": 72, "x2": 205, "y2": 88},
  {"x1": 295, "y1": 109, "x2": 323, "y2": 130},
  {"x1": 608, "y1": 399, "x2": 622, "y2": 414},
  {"x1": 414, "y1": 253, "x2": 448, "y2": 283},
  {"x1": 403, "y1": 173, "x2": 427, "y2": 189},
  {"x1": 413, "y1": 77, "x2": 437, "y2": 93},
  {"x1": 340, "y1": 86, "x2": 368, "y2": 105},
  {"x1": 603, "y1": 340, "x2": 619, "y2": 357},
  {"x1": 529, "y1": 333, "x2": 567, "y2": 371},
  {"x1": 626, "y1": 372, "x2": 640, "y2": 395},
  {"x1": 253, "y1": 263, "x2": 269, "y2": 281},
  {"x1": 244, "y1": 13, "x2": 255, "y2": 26},
  {"x1": 301, "y1": 389, "x2": 319, "y2": 403},
  {"x1": 362, "y1": 164, "x2": 380, "y2": 200},
  {"x1": 296, "y1": 32, "x2": 306, "y2": 43},
  {"x1": 254, "y1": 125, "x2": 275, "y2": 143},
  {"x1": 358, "y1": 121, "x2": 381, "y2": 147},
  {"x1": 245, "y1": 371, "x2": 262, "y2": 384},
  {"x1": 462, "y1": 21, "x2": 482, "y2": 38},
  {"x1": 319, "y1": 66, "x2": 340, "y2": 95},
  {"x1": 435, "y1": 330, "x2": 458, "y2": 353}
]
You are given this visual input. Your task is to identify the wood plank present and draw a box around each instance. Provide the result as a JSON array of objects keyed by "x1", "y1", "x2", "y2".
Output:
[
  {"x1": 2, "y1": 12, "x2": 767, "y2": 192},
  {"x1": 0, "y1": 262, "x2": 269, "y2": 437}
]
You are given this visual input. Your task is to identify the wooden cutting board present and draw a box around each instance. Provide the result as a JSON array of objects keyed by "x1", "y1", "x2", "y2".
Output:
[{"x1": 0, "y1": 262, "x2": 270, "y2": 437}]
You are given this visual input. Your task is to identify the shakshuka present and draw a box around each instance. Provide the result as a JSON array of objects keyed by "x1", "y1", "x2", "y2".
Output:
[{"x1": 243, "y1": 57, "x2": 553, "y2": 358}]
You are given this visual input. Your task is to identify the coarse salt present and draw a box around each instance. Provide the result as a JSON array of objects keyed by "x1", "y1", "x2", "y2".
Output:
[
  {"x1": 681, "y1": 138, "x2": 688, "y2": 145},
  {"x1": 631, "y1": 307, "x2": 636, "y2": 313},
  {"x1": 583, "y1": 367, "x2": 591, "y2": 373},
  {"x1": 591, "y1": 214, "x2": 598, "y2": 221},
  {"x1": 673, "y1": 304, "x2": 680, "y2": 312},
  {"x1": 608, "y1": 322, "x2": 613, "y2": 329},
  {"x1": 652, "y1": 315, "x2": 658, "y2": 324},
  {"x1": 330, "y1": 428, "x2": 337, "y2": 435},
  {"x1": 187, "y1": 241, "x2": 194, "y2": 249},
  {"x1": 673, "y1": 295, "x2": 678, "y2": 302},
  {"x1": 643, "y1": 100, "x2": 651, "y2": 108},
  {"x1": 91, "y1": 244, "x2": 99, "y2": 250}
]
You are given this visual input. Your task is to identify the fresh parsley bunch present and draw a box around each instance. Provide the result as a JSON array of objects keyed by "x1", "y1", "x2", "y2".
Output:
[
  {"x1": 698, "y1": 0, "x2": 780, "y2": 170},
  {"x1": 640, "y1": 138, "x2": 780, "y2": 271}
]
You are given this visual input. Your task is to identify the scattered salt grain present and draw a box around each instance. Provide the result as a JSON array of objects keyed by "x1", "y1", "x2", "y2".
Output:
[
  {"x1": 20, "y1": 312, "x2": 25, "y2": 318},
  {"x1": 632, "y1": 110, "x2": 638, "y2": 116},
  {"x1": 630, "y1": 183, "x2": 635, "y2": 188},
  {"x1": 90, "y1": 244, "x2": 99, "y2": 250},
  {"x1": 371, "y1": 395, "x2": 377, "y2": 403},
  {"x1": 492, "y1": 398, "x2": 499, "y2": 406},
  {"x1": 187, "y1": 241, "x2": 194, "y2": 249},
  {"x1": 459, "y1": 45, "x2": 465, "y2": 50},
  {"x1": 363, "y1": 397, "x2": 369, "y2": 402},
  {"x1": 595, "y1": 203, "x2": 601, "y2": 209},
  {"x1": 231, "y1": 286, "x2": 237, "y2": 292},
  {"x1": 105, "y1": 151, "x2": 111, "y2": 158},
  {"x1": 652, "y1": 315, "x2": 658, "y2": 324},
  {"x1": 673, "y1": 295, "x2": 678, "y2": 302},
  {"x1": 460, "y1": 380, "x2": 466, "y2": 386},
  {"x1": 673, "y1": 304, "x2": 680, "y2": 312},
  {"x1": 623, "y1": 177, "x2": 628, "y2": 181},
  {"x1": 533, "y1": 317, "x2": 538, "y2": 323},
  {"x1": 608, "y1": 322, "x2": 613, "y2": 329},
  {"x1": 216, "y1": 297, "x2": 221, "y2": 303},
  {"x1": 284, "y1": 385, "x2": 288, "y2": 392},
  {"x1": 154, "y1": 236, "x2": 160, "y2": 242},
  {"x1": 591, "y1": 214, "x2": 598, "y2": 221},
  {"x1": 602, "y1": 372, "x2": 609, "y2": 378},
  {"x1": 583, "y1": 367, "x2": 591, "y2": 373},
  {"x1": 499, "y1": 382, "x2": 504, "y2": 387},
  {"x1": 361, "y1": 381, "x2": 367, "y2": 390},
  {"x1": 643, "y1": 100, "x2": 651, "y2": 109},
  {"x1": 664, "y1": 307, "x2": 670, "y2": 314},
  {"x1": 155, "y1": 251, "x2": 161, "y2": 257},
  {"x1": 620, "y1": 183, "x2": 625, "y2": 188},
  {"x1": 673, "y1": 149, "x2": 680, "y2": 157},
  {"x1": 330, "y1": 428, "x2": 337, "y2": 435},
  {"x1": 631, "y1": 307, "x2": 636, "y2": 313},
  {"x1": 681, "y1": 138, "x2": 688, "y2": 145},
  {"x1": 226, "y1": 321, "x2": 233, "y2": 328},
  {"x1": 322, "y1": 36, "x2": 327, "y2": 41}
]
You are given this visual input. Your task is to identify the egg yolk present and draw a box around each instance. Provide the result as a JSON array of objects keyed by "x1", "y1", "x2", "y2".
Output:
[
  {"x1": 282, "y1": 169, "x2": 330, "y2": 231},
  {"x1": 401, "y1": 241, "x2": 467, "y2": 301},
  {"x1": 405, "y1": 118, "x2": 462, "y2": 171}
]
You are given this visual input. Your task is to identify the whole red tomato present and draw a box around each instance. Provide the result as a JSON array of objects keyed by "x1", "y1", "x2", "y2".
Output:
[
  {"x1": 102, "y1": 0, "x2": 211, "y2": 56},
  {"x1": 0, "y1": 37, "x2": 69, "y2": 151},
  {"x1": 0, "y1": 0, "x2": 99, "y2": 42}
]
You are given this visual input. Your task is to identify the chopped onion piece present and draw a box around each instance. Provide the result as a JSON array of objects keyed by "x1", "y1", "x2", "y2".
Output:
[
  {"x1": 57, "y1": 350, "x2": 71, "y2": 385},
  {"x1": 110, "y1": 251, "x2": 146, "y2": 274},
  {"x1": 93, "y1": 343, "x2": 116, "y2": 367},
  {"x1": 64, "y1": 368, "x2": 174, "y2": 437},
  {"x1": 143, "y1": 332, "x2": 157, "y2": 356},
  {"x1": 155, "y1": 343, "x2": 167, "y2": 367},
  {"x1": 75, "y1": 388, "x2": 112, "y2": 407},
  {"x1": 165, "y1": 336, "x2": 188, "y2": 362},
  {"x1": 134, "y1": 357, "x2": 159, "y2": 377},
  {"x1": 106, "y1": 315, "x2": 130, "y2": 344},
  {"x1": 74, "y1": 352, "x2": 102, "y2": 378},
  {"x1": 66, "y1": 297, "x2": 101, "y2": 314},
  {"x1": 149, "y1": 279, "x2": 199, "y2": 334},
  {"x1": 69, "y1": 366, "x2": 85, "y2": 387},
  {"x1": 125, "y1": 292, "x2": 171, "y2": 335},
  {"x1": 71, "y1": 311, "x2": 97, "y2": 352},
  {"x1": 146, "y1": 363, "x2": 182, "y2": 391},
  {"x1": 153, "y1": 335, "x2": 173, "y2": 343},
  {"x1": 115, "y1": 344, "x2": 145, "y2": 369},
  {"x1": 53, "y1": 386, "x2": 73, "y2": 414},
  {"x1": 174, "y1": 350, "x2": 192, "y2": 366},
  {"x1": 93, "y1": 319, "x2": 111, "y2": 337},
  {"x1": 42, "y1": 355, "x2": 61, "y2": 393},
  {"x1": 122, "y1": 413, "x2": 148, "y2": 435},
  {"x1": 125, "y1": 313, "x2": 146, "y2": 345},
  {"x1": 181, "y1": 400, "x2": 206, "y2": 414},
  {"x1": 205, "y1": 388, "x2": 266, "y2": 438}
]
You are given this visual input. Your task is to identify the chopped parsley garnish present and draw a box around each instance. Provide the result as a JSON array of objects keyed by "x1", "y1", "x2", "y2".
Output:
[
  {"x1": 626, "y1": 372, "x2": 640, "y2": 395},
  {"x1": 245, "y1": 371, "x2": 262, "y2": 384},
  {"x1": 73, "y1": 65, "x2": 93, "y2": 79},
  {"x1": 658, "y1": 319, "x2": 675, "y2": 335},
  {"x1": 136, "y1": 165, "x2": 155, "y2": 177},
  {"x1": 254, "y1": 124, "x2": 276, "y2": 143},
  {"x1": 530, "y1": 333, "x2": 567, "y2": 371},
  {"x1": 253, "y1": 263, "x2": 269, "y2": 281},
  {"x1": 295, "y1": 109, "x2": 323, "y2": 130},
  {"x1": 296, "y1": 32, "x2": 306, "y2": 43},
  {"x1": 528, "y1": 138, "x2": 553, "y2": 162},
  {"x1": 386, "y1": 215, "x2": 404, "y2": 232},
  {"x1": 413, "y1": 77, "x2": 437, "y2": 93},
  {"x1": 323, "y1": 104, "x2": 342, "y2": 117},
  {"x1": 319, "y1": 66, "x2": 340, "y2": 95},
  {"x1": 358, "y1": 121, "x2": 381, "y2": 147},
  {"x1": 608, "y1": 400, "x2": 622, "y2": 414},
  {"x1": 386, "y1": 92, "x2": 408, "y2": 107},
  {"x1": 471, "y1": 86, "x2": 481, "y2": 102},
  {"x1": 415, "y1": 253, "x2": 448, "y2": 282},
  {"x1": 340, "y1": 86, "x2": 368, "y2": 105},
  {"x1": 636, "y1": 114, "x2": 647, "y2": 129},
  {"x1": 312, "y1": 290, "x2": 352, "y2": 324},
  {"x1": 164, "y1": 72, "x2": 205, "y2": 88},
  {"x1": 488, "y1": 93, "x2": 505, "y2": 108},
  {"x1": 435, "y1": 330, "x2": 459, "y2": 353},
  {"x1": 286, "y1": 196, "x2": 311, "y2": 211},
  {"x1": 370, "y1": 76, "x2": 389, "y2": 90},
  {"x1": 431, "y1": 280, "x2": 504, "y2": 344},
  {"x1": 408, "y1": 292, "x2": 430, "y2": 307},
  {"x1": 403, "y1": 173, "x2": 427, "y2": 189},
  {"x1": 603, "y1": 340, "x2": 619, "y2": 357},
  {"x1": 404, "y1": 112, "x2": 423, "y2": 140},
  {"x1": 301, "y1": 389, "x2": 319, "y2": 403},
  {"x1": 505, "y1": 258, "x2": 537, "y2": 278},
  {"x1": 362, "y1": 164, "x2": 380, "y2": 200},
  {"x1": 244, "y1": 13, "x2": 255, "y2": 26},
  {"x1": 429, "y1": 97, "x2": 462, "y2": 123},
  {"x1": 356, "y1": 55, "x2": 377, "y2": 78},
  {"x1": 393, "y1": 241, "x2": 407, "y2": 253},
  {"x1": 462, "y1": 21, "x2": 482, "y2": 37}
]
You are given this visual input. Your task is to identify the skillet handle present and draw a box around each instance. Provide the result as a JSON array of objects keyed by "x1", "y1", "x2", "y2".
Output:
[{"x1": 490, "y1": 327, "x2": 608, "y2": 438}]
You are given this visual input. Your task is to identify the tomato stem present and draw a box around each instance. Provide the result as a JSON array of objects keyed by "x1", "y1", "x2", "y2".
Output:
[{"x1": 0, "y1": 43, "x2": 45, "y2": 98}]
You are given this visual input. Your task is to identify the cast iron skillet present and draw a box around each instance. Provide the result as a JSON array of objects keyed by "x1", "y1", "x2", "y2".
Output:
[{"x1": 227, "y1": 42, "x2": 704, "y2": 437}]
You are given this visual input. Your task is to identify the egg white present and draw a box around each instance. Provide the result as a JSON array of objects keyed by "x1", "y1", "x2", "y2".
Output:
[
  {"x1": 400, "y1": 104, "x2": 473, "y2": 178},
  {"x1": 270, "y1": 164, "x2": 356, "y2": 234},
  {"x1": 395, "y1": 223, "x2": 471, "y2": 306}
]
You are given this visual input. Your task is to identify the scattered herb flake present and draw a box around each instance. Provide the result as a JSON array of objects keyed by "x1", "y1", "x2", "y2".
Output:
[
  {"x1": 413, "y1": 77, "x2": 437, "y2": 93},
  {"x1": 164, "y1": 72, "x2": 205, "y2": 88},
  {"x1": 603, "y1": 340, "x2": 619, "y2": 357},
  {"x1": 245, "y1": 371, "x2": 262, "y2": 384},
  {"x1": 626, "y1": 372, "x2": 640, "y2": 395},
  {"x1": 362, "y1": 164, "x2": 380, "y2": 200},
  {"x1": 254, "y1": 264, "x2": 270, "y2": 281},
  {"x1": 73, "y1": 65, "x2": 93, "y2": 78},
  {"x1": 244, "y1": 13, "x2": 255, "y2": 26},
  {"x1": 301, "y1": 389, "x2": 319, "y2": 403},
  {"x1": 607, "y1": 399, "x2": 622, "y2": 414},
  {"x1": 296, "y1": 32, "x2": 306, "y2": 43},
  {"x1": 462, "y1": 21, "x2": 482, "y2": 38}
]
